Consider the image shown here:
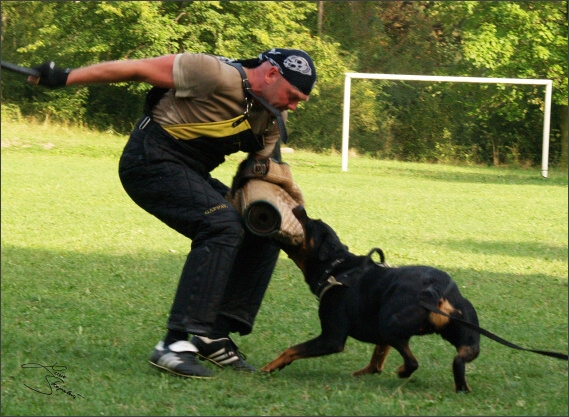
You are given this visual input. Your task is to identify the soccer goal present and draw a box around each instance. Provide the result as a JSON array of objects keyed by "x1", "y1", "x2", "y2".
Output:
[{"x1": 341, "y1": 73, "x2": 553, "y2": 177}]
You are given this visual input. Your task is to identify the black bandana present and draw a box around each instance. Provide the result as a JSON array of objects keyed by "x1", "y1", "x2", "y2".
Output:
[{"x1": 259, "y1": 48, "x2": 317, "y2": 95}]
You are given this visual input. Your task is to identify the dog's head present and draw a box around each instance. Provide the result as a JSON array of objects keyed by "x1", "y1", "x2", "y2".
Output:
[{"x1": 278, "y1": 205, "x2": 350, "y2": 280}]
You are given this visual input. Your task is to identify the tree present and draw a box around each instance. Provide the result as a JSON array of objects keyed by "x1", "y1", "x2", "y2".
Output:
[
  {"x1": 1, "y1": 1, "x2": 179, "y2": 129},
  {"x1": 430, "y1": 1, "x2": 568, "y2": 167},
  {"x1": 2, "y1": 1, "x2": 566, "y2": 168},
  {"x1": 1, "y1": 1, "x2": 343, "y2": 135}
]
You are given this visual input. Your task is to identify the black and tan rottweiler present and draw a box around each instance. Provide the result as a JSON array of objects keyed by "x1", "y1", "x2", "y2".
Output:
[{"x1": 261, "y1": 205, "x2": 480, "y2": 393}]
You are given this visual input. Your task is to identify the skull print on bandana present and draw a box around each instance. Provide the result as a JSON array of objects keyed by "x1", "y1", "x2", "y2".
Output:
[
  {"x1": 259, "y1": 48, "x2": 317, "y2": 95},
  {"x1": 283, "y1": 55, "x2": 313, "y2": 76}
]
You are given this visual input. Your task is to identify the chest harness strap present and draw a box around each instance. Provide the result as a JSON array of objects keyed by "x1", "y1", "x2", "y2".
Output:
[{"x1": 226, "y1": 62, "x2": 289, "y2": 145}]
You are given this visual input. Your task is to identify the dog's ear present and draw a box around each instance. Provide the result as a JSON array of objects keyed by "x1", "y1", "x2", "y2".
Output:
[
  {"x1": 318, "y1": 239, "x2": 348, "y2": 261},
  {"x1": 316, "y1": 223, "x2": 347, "y2": 261},
  {"x1": 292, "y1": 205, "x2": 308, "y2": 223}
]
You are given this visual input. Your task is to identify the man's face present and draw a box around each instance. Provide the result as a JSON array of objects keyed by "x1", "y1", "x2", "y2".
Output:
[{"x1": 263, "y1": 67, "x2": 309, "y2": 112}]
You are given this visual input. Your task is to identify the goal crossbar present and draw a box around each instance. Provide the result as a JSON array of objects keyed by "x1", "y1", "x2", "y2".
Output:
[{"x1": 342, "y1": 72, "x2": 553, "y2": 177}]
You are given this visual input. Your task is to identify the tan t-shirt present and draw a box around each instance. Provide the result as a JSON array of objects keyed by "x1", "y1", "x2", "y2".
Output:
[{"x1": 152, "y1": 53, "x2": 284, "y2": 157}]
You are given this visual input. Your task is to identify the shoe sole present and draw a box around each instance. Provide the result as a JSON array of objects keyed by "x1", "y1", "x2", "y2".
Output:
[{"x1": 149, "y1": 360, "x2": 215, "y2": 379}]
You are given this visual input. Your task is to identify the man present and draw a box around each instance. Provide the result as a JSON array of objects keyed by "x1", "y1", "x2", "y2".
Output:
[{"x1": 29, "y1": 48, "x2": 316, "y2": 378}]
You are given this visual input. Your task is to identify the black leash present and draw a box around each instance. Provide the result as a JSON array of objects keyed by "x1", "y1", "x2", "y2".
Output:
[
  {"x1": 374, "y1": 246, "x2": 567, "y2": 361},
  {"x1": 420, "y1": 301, "x2": 568, "y2": 360}
]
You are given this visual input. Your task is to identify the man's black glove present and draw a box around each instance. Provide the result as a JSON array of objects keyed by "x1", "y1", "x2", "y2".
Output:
[
  {"x1": 229, "y1": 156, "x2": 270, "y2": 197},
  {"x1": 34, "y1": 61, "x2": 71, "y2": 88}
]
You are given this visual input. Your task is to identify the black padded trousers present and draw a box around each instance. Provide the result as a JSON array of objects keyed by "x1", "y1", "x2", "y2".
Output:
[{"x1": 118, "y1": 117, "x2": 280, "y2": 336}]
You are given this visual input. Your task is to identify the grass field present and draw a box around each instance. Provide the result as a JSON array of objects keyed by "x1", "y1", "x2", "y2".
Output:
[{"x1": 1, "y1": 119, "x2": 568, "y2": 416}]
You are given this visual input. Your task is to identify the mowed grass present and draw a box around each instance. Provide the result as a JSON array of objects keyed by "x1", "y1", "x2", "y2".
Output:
[{"x1": 1, "y1": 119, "x2": 567, "y2": 416}]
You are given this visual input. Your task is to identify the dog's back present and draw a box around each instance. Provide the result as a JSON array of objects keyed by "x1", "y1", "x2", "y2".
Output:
[{"x1": 341, "y1": 265, "x2": 479, "y2": 350}]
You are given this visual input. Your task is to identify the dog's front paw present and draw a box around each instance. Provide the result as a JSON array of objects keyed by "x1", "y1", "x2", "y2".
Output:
[
  {"x1": 352, "y1": 365, "x2": 382, "y2": 377},
  {"x1": 260, "y1": 360, "x2": 290, "y2": 373},
  {"x1": 259, "y1": 364, "x2": 274, "y2": 373}
]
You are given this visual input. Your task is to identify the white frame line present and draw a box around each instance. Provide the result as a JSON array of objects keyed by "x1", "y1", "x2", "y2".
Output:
[{"x1": 342, "y1": 72, "x2": 553, "y2": 177}]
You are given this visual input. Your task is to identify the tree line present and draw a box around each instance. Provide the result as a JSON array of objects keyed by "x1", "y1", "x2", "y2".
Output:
[{"x1": 1, "y1": 1, "x2": 567, "y2": 168}]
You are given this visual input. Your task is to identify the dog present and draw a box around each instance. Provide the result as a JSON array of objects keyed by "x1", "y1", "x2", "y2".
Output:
[{"x1": 261, "y1": 205, "x2": 480, "y2": 393}]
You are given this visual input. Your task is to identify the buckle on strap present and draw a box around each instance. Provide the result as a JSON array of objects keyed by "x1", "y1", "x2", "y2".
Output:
[
  {"x1": 252, "y1": 162, "x2": 268, "y2": 175},
  {"x1": 317, "y1": 276, "x2": 344, "y2": 301},
  {"x1": 139, "y1": 116, "x2": 151, "y2": 130}
]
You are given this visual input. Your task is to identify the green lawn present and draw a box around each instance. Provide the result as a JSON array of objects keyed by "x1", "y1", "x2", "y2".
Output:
[{"x1": 2, "y1": 120, "x2": 567, "y2": 416}]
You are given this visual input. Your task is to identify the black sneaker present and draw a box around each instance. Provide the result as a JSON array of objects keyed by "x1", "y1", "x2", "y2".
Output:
[
  {"x1": 149, "y1": 340, "x2": 215, "y2": 379},
  {"x1": 191, "y1": 335, "x2": 256, "y2": 372}
]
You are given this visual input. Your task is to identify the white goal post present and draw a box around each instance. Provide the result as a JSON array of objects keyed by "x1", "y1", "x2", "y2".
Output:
[{"x1": 342, "y1": 73, "x2": 553, "y2": 177}]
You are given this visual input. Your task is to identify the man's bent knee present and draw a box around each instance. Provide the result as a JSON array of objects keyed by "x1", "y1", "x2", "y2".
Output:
[{"x1": 195, "y1": 205, "x2": 245, "y2": 246}]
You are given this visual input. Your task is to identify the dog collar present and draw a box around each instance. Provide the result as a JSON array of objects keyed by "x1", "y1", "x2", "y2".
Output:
[
  {"x1": 313, "y1": 258, "x2": 345, "y2": 301},
  {"x1": 313, "y1": 249, "x2": 390, "y2": 302}
]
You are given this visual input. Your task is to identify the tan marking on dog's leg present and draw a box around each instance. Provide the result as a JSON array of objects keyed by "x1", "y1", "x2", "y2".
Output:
[
  {"x1": 353, "y1": 344, "x2": 391, "y2": 376},
  {"x1": 453, "y1": 345, "x2": 480, "y2": 393},
  {"x1": 260, "y1": 348, "x2": 303, "y2": 373}
]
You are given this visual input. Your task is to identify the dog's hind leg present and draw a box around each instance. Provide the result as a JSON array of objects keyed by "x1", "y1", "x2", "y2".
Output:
[
  {"x1": 439, "y1": 298, "x2": 480, "y2": 392},
  {"x1": 353, "y1": 344, "x2": 391, "y2": 376},
  {"x1": 452, "y1": 345, "x2": 479, "y2": 393},
  {"x1": 391, "y1": 341, "x2": 419, "y2": 378}
]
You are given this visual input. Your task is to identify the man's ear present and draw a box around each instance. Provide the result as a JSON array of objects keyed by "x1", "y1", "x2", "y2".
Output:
[{"x1": 265, "y1": 66, "x2": 281, "y2": 85}]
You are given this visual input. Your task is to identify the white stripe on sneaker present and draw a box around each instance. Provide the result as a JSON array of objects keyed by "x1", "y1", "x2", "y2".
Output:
[
  {"x1": 167, "y1": 340, "x2": 199, "y2": 353},
  {"x1": 157, "y1": 352, "x2": 184, "y2": 368},
  {"x1": 208, "y1": 349, "x2": 238, "y2": 365}
]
